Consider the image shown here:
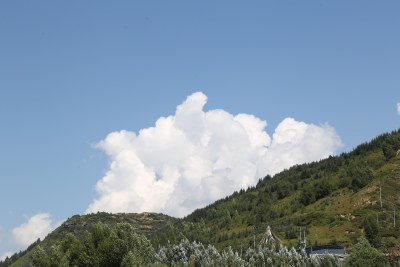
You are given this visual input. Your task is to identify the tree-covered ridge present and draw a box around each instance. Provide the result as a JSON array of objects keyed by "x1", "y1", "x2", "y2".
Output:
[
  {"x1": 3, "y1": 213, "x2": 176, "y2": 267},
  {"x1": 57, "y1": 212, "x2": 177, "y2": 242},
  {"x1": 30, "y1": 223, "x2": 155, "y2": 267},
  {"x1": 151, "y1": 130, "x2": 400, "y2": 251},
  {"x1": 9, "y1": 223, "x2": 388, "y2": 267}
]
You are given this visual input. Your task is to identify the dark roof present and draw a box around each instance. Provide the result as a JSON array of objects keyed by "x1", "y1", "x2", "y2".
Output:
[{"x1": 305, "y1": 245, "x2": 346, "y2": 256}]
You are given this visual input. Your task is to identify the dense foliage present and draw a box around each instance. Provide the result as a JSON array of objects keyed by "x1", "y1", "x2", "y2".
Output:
[
  {"x1": 31, "y1": 230, "x2": 342, "y2": 267},
  {"x1": 344, "y1": 237, "x2": 388, "y2": 267},
  {"x1": 156, "y1": 239, "x2": 339, "y2": 267},
  {"x1": 30, "y1": 223, "x2": 155, "y2": 267},
  {"x1": 4, "y1": 229, "x2": 387, "y2": 267}
]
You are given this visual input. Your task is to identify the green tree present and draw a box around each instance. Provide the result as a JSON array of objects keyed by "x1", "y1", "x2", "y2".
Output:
[
  {"x1": 90, "y1": 222, "x2": 111, "y2": 247},
  {"x1": 114, "y1": 223, "x2": 155, "y2": 265},
  {"x1": 382, "y1": 142, "x2": 396, "y2": 160},
  {"x1": 31, "y1": 245, "x2": 51, "y2": 267},
  {"x1": 30, "y1": 222, "x2": 155, "y2": 267},
  {"x1": 344, "y1": 237, "x2": 388, "y2": 267},
  {"x1": 299, "y1": 185, "x2": 316, "y2": 205},
  {"x1": 363, "y1": 214, "x2": 381, "y2": 247},
  {"x1": 121, "y1": 251, "x2": 141, "y2": 267},
  {"x1": 348, "y1": 163, "x2": 374, "y2": 191},
  {"x1": 48, "y1": 243, "x2": 70, "y2": 267}
]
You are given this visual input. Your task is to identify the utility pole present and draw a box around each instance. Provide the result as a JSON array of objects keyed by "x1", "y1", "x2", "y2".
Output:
[
  {"x1": 299, "y1": 227, "x2": 306, "y2": 250},
  {"x1": 299, "y1": 227, "x2": 302, "y2": 249},
  {"x1": 299, "y1": 227, "x2": 302, "y2": 245},
  {"x1": 253, "y1": 226, "x2": 256, "y2": 249},
  {"x1": 379, "y1": 182, "x2": 383, "y2": 208},
  {"x1": 394, "y1": 210, "x2": 396, "y2": 228}
]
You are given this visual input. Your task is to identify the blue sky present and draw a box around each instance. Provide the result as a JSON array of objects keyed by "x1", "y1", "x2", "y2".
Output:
[{"x1": 1, "y1": 0, "x2": 399, "y2": 258}]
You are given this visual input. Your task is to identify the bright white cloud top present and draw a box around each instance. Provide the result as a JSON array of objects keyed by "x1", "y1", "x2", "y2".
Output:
[
  {"x1": 397, "y1": 102, "x2": 400, "y2": 115},
  {"x1": 87, "y1": 92, "x2": 342, "y2": 217},
  {"x1": 12, "y1": 213, "x2": 58, "y2": 248}
]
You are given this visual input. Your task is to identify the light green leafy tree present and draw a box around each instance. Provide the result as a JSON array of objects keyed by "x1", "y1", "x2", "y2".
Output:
[{"x1": 344, "y1": 237, "x2": 388, "y2": 267}]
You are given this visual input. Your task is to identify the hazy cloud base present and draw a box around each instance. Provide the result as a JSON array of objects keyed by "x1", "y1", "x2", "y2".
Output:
[
  {"x1": 87, "y1": 92, "x2": 342, "y2": 217},
  {"x1": 12, "y1": 213, "x2": 58, "y2": 248},
  {"x1": 0, "y1": 252, "x2": 12, "y2": 262}
]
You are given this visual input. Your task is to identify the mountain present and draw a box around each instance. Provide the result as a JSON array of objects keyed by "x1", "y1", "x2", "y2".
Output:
[
  {"x1": 4, "y1": 129, "x2": 400, "y2": 266},
  {"x1": 4, "y1": 213, "x2": 176, "y2": 267},
  {"x1": 165, "y1": 131, "x2": 400, "y2": 250},
  {"x1": 151, "y1": 129, "x2": 400, "y2": 251}
]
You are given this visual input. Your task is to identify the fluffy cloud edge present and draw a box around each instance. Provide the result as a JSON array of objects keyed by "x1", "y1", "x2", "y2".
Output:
[
  {"x1": 397, "y1": 102, "x2": 400, "y2": 115},
  {"x1": 87, "y1": 92, "x2": 342, "y2": 217},
  {"x1": 0, "y1": 252, "x2": 13, "y2": 262},
  {"x1": 12, "y1": 213, "x2": 59, "y2": 248}
]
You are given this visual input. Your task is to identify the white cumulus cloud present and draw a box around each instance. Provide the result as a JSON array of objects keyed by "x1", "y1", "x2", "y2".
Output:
[
  {"x1": 87, "y1": 92, "x2": 342, "y2": 217},
  {"x1": 12, "y1": 213, "x2": 58, "y2": 248},
  {"x1": 397, "y1": 102, "x2": 400, "y2": 115}
]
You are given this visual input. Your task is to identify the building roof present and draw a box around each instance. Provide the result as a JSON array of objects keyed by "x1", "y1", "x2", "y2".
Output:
[{"x1": 306, "y1": 245, "x2": 346, "y2": 256}]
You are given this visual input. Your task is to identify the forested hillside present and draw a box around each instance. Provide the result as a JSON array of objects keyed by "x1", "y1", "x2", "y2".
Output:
[
  {"x1": 3, "y1": 129, "x2": 400, "y2": 266},
  {"x1": 151, "y1": 129, "x2": 400, "y2": 252},
  {"x1": 2, "y1": 213, "x2": 176, "y2": 267}
]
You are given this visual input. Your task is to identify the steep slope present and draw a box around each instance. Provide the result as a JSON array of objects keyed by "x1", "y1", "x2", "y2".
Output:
[{"x1": 151, "y1": 129, "x2": 400, "y2": 252}]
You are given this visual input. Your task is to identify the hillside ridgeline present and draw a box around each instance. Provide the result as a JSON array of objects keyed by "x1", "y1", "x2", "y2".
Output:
[{"x1": 4, "y1": 129, "x2": 400, "y2": 266}]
